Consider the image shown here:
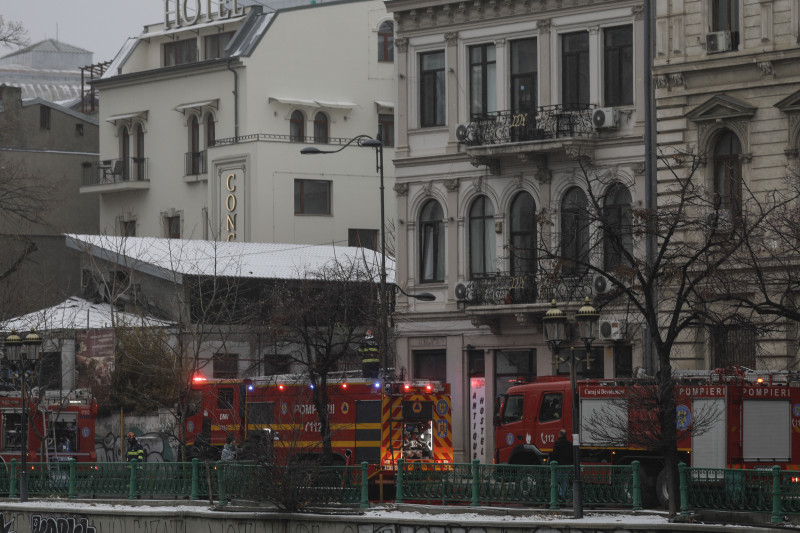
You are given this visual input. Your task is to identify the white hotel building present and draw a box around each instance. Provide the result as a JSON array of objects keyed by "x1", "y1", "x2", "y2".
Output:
[{"x1": 89, "y1": 0, "x2": 396, "y2": 250}]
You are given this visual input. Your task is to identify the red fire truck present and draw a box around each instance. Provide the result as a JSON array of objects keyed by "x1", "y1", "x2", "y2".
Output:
[
  {"x1": 495, "y1": 368, "x2": 800, "y2": 506},
  {"x1": 0, "y1": 389, "x2": 97, "y2": 463},
  {"x1": 185, "y1": 373, "x2": 453, "y2": 482}
]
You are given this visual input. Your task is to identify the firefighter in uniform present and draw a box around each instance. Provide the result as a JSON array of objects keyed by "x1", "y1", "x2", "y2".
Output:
[
  {"x1": 126, "y1": 432, "x2": 144, "y2": 463},
  {"x1": 359, "y1": 329, "x2": 380, "y2": 379}
]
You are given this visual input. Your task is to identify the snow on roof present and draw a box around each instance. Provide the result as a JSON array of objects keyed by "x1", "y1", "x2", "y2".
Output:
[
  {"x1": 65, "y1": 234, "x2": 395, "y2": 284},
  {"x1": 1, "y1": 297, "x2": 173, "y2": 333}
]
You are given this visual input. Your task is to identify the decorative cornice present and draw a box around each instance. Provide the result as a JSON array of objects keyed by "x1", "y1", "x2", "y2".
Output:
[
  {"x1": 631, "y1": 4, "x2": 644, "y2": 20},
  {"x1": 395, "y1": 37, "x2": 408, "y2": 53},
  {"x1": 394, "y1": 183, "x2": 409, "y2": 196},
  {"x1": 537, "y1": 18, "x2": 551, "y2": 33},
  {"x1": 445, "y1": 31, "x2": 459, "y2": 45},
  {"x1": 758, "y1": 61, "x2": 775, "y2": 78}
]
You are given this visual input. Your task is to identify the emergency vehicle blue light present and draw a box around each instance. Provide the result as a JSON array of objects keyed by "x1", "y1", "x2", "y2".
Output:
[
  {"x1": 309, "y1": 384, "x2": 315, "y2": 389},
  {"x1": 373, "y1": 381, "x2": 381, "y2": 389}
]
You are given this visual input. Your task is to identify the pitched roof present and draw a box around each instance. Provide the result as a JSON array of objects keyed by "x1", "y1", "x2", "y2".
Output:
[
  {"x1": 1, "y1": 296, "x2": 173, "y2": 332},
  {"x1": 65, "y1": 234, "x2": 395, "y2": 284},
  {"x1": 0, "y1": 39, "x2": 91, "y2": 60}
]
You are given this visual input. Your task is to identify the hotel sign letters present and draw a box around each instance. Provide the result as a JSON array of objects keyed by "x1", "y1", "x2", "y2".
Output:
[
  {"x1": 164, "y1": 0, "x2": 244, "y2": 29},
  {"x1": 219, "y1": 165, "x2": 244, "y2": 241}
]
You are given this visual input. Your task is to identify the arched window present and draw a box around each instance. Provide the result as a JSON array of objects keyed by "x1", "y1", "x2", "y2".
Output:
[
  {"x1": 313, "y1": 112, "x2": 328, "y2": 144},
  {"x1": 603, "y1": 183, "x2": 633, "y2": 271},
  {"x1": 290, "y1": 110, "x2": 305, "y2": 142},
  {"x1": 188, "y1": 115, "x2": 200, "y2": 175},
  {"x1": 469, "y1": 195, "x2": 496, "y2": 278},
  {"x1": 560, "y1": 187, "x2": 589, "y2": 274},
  {"x1": 120, "y1": 127, "x2": 130, "y2": 181},
  {"x1": 420, "y1": 200, "x2": 444, "y2": 283},
  {"x1": 135, "y1": 123, "x2": 145, "y2": 180},
  {"x1": 206, "y1": 114, "x2": 215, "y2": 147},
  {"x1": 378, "y1": 21, "x2": 394, "y2": 62},
  {"x1": 713, "y1": 129, "x2": 742, "y2": 214},
  {"x1": 509, "y1": 192, "x2": 536, "y2": 276}
]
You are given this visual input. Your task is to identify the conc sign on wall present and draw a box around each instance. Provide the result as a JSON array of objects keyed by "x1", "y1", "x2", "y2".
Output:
[
  {"x1": 219, "y1": 165, "x2": 245, "y2": 241},
  {"x1": 164, "y1": 0, "x2": 244, "y2": 29}
]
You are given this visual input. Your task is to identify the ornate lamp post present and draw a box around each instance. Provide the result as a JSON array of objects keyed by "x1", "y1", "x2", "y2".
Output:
[
  {"x1": 5, "y1": 328, "x2": 42, "y2": 502},
  {"x1": 543, "y1": 297, "x2": 598, "y2": 519}
]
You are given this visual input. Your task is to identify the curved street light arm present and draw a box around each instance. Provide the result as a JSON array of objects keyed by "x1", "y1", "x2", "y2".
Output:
[
  {"x1": 299, "y1": 134, "x2": 379, "y2": 155},
  {"x1": 392, "y1": 284, "x2": 436, "y2": 302}
]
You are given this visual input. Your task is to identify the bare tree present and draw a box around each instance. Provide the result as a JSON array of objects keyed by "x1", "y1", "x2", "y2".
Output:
[
  {"x1": 535, "y1": 147, "x2": 800, "y2": 515},
  {"x1": 0, "y1": 16, "x2": 28, "y2": 49}
]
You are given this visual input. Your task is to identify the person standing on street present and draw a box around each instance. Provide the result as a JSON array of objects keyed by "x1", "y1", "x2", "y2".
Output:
[
  {"x1": 126, "y1": 432, "x2": 144, "y2": 463},
  {"x1": 551, "y1": 429, "x2": 573, "y2": 498}
]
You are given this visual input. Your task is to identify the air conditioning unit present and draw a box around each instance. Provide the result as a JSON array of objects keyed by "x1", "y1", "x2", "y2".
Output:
[
  {"x1": 453, "y1": 281, "x2": 474, "y2": 302},
  {"x1": 706, "y1": 31, "x2": 732, "y2": 53},
  {"x1": 592, "y1": 107, "x2": 618, "y2": 130},
  {"x1": 456, "y1": 123, "x2": 471, "y2": 142},
  {"x1": 593, "y1": 273, "x2": 611, "y2": 295},
  {"x1": 599, "y1": 317, "x2": 626, "y2": 341}
]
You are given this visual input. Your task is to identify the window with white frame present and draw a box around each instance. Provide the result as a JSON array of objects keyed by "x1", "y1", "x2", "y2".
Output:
[
  {"x1": 469, "y1": 43, "x2": 496, "y2": 118},
  {"x1": 290, "y1": 110, "x2": 305, "y2": 142},
  {"x1": 204, "y1": 31, "x2": 234, "y2": 60},
  {"x1": 560, "y1": 187, "x2": 589, "y2": 275},
  {"x1": 313, "y1": 112, "x2": 329, "y2": 144},
  {"x1": 712, "y1": 129, "x2": 742, "y2": 215},
  {"x1": 164, "y1": 38, "x2": 197, "y2": 67},
  {"x1": 509, "y1": 192, "x2": 536, "y2": 277},
  {"x1": 469, "y1": 195, "x2": 496, "y2": 278},
  {"x1": 602, "y1": 183, "x2": 633, "y2": 271},
  {"x1": 378, "y1": 21, "x2": 394, "y2": 62},
  {"x1": 294, "y1": 179, "x2": 331, "y2": 215},
  {"x1": 603, "y1": 25, "x2": 633, "y2": 107},
  {"x1": 419, "y1": 200, "x2": 444, "y2": 283},
  {"x1": 165, "y1": 214, "x2": 181, "y2": 239},
  {"x1": 561, "y1": 31, "x2": 590, "y2": 110},
  {"x1": 710, "y1": 0, "x2": 740, "y2": 49},
  {"x1": 510, "y1": 38, "x2": 537, "y2": 115},
  {"x1": 420, "y1": 51, "x2": 446, "y2": 127},
  {"x1": 378, "y1": 113, "x2": 394, "y2": 147}
]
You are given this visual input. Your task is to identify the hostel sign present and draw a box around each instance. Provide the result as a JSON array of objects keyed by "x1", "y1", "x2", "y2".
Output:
[{"x1": 164, "y1": 0, "x2": 244, "y2": 29}]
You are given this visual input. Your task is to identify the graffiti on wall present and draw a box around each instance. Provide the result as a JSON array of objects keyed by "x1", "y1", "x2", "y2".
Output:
[
  {"x1": 31, "y1": 515, "x2": 96, "y2": 533},
  {"x1": 95, "y1": 431, "x2": 172, "y2": 463}
]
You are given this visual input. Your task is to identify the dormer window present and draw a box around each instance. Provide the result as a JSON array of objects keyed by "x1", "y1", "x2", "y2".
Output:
[{"x1": 164, "y1": 38, "x2": 198, "y2": 67}]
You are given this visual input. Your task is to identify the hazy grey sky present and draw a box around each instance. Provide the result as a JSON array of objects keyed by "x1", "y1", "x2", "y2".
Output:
[{"x1": 2, "y1": 0, "x2": 165, "y2": 63}]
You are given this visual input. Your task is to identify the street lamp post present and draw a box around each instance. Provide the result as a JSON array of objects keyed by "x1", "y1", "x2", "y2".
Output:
[
  {"x1": 301, "y1": 136, "x2": 434, "y2": 380},
  {"x1": 5, "y1": 328, "x2": 42, "y2": 502},
  {"x1": 542, "y1": 298, "x2": 598, "y2": 519}
]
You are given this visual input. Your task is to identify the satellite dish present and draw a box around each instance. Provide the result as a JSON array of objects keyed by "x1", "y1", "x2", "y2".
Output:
[{"x1": 592, "y1": 109, "x2": 606, "y2": 128}]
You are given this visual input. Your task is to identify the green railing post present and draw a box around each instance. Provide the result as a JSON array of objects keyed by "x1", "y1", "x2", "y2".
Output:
[
  {"x1": 128, "y1": 460, "x2": 138, "y2": 500},
  {"x1": 9, "y1": 459, "x2": 17, "y2": 499},
  {"x1": 631, "y1": 461, "x2": 642, "y2": 510},
  {"x1": 771, "y1": 465, "x2": 783, "y2": 524},
  {"x1": 549, "y1": 461, "x2": 559, "y2": 510},
  {"x1": 190, "y1": 458, "x2": 199, "y2": 501},
  {"x1": 471, "y1": 459, "x2": 480, "y2": 507},
  {"x1": 679, "y1": 462, "x2": 689, "y2": 517},
  {"x1": 360, "y1": 462, "x2": 369, "y2": 509},
  {"x1": 68, "y1": 458, "x2": 77, "y2": 499},
  {"x1": 396, "y1": 459, "x2": 404, "y2": 504},
  {"x1": 217, "y1": 463, "x2": 228, "y2": 506}
]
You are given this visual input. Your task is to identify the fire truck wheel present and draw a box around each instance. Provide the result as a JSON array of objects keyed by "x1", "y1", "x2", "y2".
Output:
[{"x1": 656, "y1": 469, "x2": 669, "y2": 508}]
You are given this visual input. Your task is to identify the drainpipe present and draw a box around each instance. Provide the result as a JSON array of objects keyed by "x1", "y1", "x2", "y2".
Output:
[
  {"x1": 227, "y1": 58, "x2": 239, "y2": 143},
  {"x1": 644, "y1": 0, "x2": 656, "y2": 376}
]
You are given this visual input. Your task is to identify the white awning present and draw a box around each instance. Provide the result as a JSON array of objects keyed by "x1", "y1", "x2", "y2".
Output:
[
  {"x1": 174, "y1": 99, "x2": 219, "y2": 114},
  {"x1": 269, "y1": 97, "x2": 358, "y2": 109},
  {"x1": 105, "y1": 110, "x2": 148, "y2": 125},
  {"x1": 375, "y1": 100, "x2": 394, "y2": 113},
  {"x1": 139, "y1": 16, "x2": 246, "y2": 39}
]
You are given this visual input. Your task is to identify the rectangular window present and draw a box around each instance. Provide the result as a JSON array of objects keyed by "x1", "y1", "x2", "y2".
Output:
[
  {"x1": 2, "y1": 412, "x2": 22, "y2": 451},
  {"x1": 213, "y1": 353, "x2": 239, "y2": 379},
  {"x1": 348, "y1": 228, "x2": 378, "y2": 251},
  {"x1": 40, "y1": 106, "x2": 51, "y2": 129},
  {"x1": 378, "y1": 114, "x2": 394, "y2": 147},
  {"x1": 420, "y1": 51, "x2": 445, "y2": 127},
  {"x1": 711, "y1": 325, "x2": 755, "y2": 368},
  {"x1": 204, "y1": 32, "x2": 234, "y2": 60},
  {"x1": 711, "y1": 0, "x2": 740, "y2": 49},
  {"x1": 604, "y1": 25, "x2": 633, "y2": 106},
  {"x1": 412, "y1": 349, "x2": 446, "y2": 380},
  {"x1": 121, "y1": 220, "x2": 136, "y2": 237},
  {"x1": 165, "y1": 215, "x2": 181, "y2": 239},
  {"x1": 216, "y1": 387, "x2": 234, "y2": 409},
  {"x1": 556, "y1": 347, "x2": 604, "y2": 379},
  {"x1": 614, "y1": 345, "x2": 632, "y2": 378},
  {"x1": 294, "y1": 179, "x2": 331, "y2": 215},
  {"x1": 495, "y1": 349, "x2": 535, "y2": 415},
  {"x1": 561, "y1": 31, "x2": 590, "y2": 110},
  {"x1": 510, "y1": 38, "x2": 537, "y2": 114},
  {"x1": 39, "y1": 351, "x2": 62, "y2": 390},
  {"x1": 469, "y1": 44, "x2": 496, "y2": 118},
  {"x1": 164, "y1": 38, "x2": 198, "y2": 67}
]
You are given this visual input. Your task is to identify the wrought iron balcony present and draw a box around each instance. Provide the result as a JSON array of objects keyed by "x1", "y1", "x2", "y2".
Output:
[
  {"x1": 81, "y1": 158, "x2": 149, "y2": 187},
  {"x1": 457, "y1": 105, "x2": 595, "y2": 147},
  {"x1": 459, "y1": 272, "x2": 593, "y2": 306}
]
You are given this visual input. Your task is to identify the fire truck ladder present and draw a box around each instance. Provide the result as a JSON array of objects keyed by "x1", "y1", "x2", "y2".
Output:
[{"x1": 387, "y1": 389, "x2": 406, "y2": 469}]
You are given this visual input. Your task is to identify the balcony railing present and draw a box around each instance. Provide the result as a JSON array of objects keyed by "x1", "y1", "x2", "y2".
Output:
[
  {"x1": 458, "y1": 105, "x2": 595, "y2": 146},
  {"x1": 461, "y1": 272, "x2": 593, "y2": 306},
  {"x1": 185, "y1": 150, "x2": 207, "y2": 176},
  {"x1": 81, "y1": 158, "x2": 149, "y2": 186},
  {"x1": 213, "y1": 134, "x2": 374, "y2": 147}
]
